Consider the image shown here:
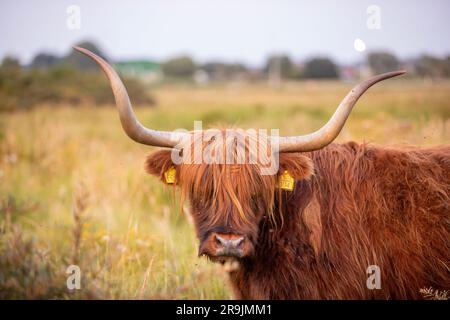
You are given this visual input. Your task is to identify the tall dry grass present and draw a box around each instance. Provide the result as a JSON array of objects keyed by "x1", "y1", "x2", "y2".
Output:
[{"x1": 0, "y1": 79, "x2": 449, "y2": 299}]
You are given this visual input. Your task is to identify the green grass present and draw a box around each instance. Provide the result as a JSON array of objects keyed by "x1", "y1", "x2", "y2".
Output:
[{"x1": 0, "y1": 80, "x2": 449, "y2": 299}]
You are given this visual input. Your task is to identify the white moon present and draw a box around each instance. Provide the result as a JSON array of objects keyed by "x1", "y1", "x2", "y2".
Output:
[{"x1": 354, "y1": 38, "x2": 366, "y2": 52}]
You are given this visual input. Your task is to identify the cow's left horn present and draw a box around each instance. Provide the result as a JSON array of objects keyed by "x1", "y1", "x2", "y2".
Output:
[
  {"x1": 276, "y1": 70, "x2": 406, "y2": 152},
  {"x1": 74, "y1": 47, "x2": 184, "y2": 148}
]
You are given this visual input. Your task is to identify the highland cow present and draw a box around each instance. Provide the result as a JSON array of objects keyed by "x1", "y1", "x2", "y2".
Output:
[{"x1": 75, "y1": 47, "x2": 450, "y2": 299}]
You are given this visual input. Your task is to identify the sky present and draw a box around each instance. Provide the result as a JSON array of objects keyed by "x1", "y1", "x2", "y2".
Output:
[{"x1": 1, "y1": 0, "x2": 449, "y2": 67}]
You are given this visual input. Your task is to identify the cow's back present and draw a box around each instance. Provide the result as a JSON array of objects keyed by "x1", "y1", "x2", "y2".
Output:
[{"x1": 309, "y1": 142, "x2": 450, "y2": 298}]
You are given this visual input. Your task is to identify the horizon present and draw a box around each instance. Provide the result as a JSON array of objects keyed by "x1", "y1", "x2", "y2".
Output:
[
  {"x1": 13, "y1": 40, "x2": 444, "y2": 69},
  {"x1": 1, "y1": 1, "x2": 450, "y2": 67}
]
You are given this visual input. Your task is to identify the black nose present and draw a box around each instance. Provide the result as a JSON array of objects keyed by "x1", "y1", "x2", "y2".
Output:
[{"x1": 214, "y1": 234, "x2": 245, "y2": 257}]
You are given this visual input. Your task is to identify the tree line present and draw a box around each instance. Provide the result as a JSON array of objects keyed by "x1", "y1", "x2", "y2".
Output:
[
  {"x1": 0, "y1": 42, "x2": 155, "y2": 111},
  {"x1": 161, "y1": 52, "x2": 450, "y2": 81},
  {"x1": 2, "y1": 40, "x2": 450, "y2": 111}
]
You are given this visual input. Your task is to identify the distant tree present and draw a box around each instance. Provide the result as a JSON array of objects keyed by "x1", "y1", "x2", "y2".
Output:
[
  {"x1": 202, "y1": 62, "x2": 247, "y2": 81},
  {"x1": 1, "y1": 56, "x2": 21, "y2": 70},
  {"x1": 31, "y1": 53, "x2": 59, "y2": 69},
  {"x1": 61, "y1": 40, "x2": 108, "y2": 70},
  {"x1": 414, "y1": 54, "x2": 450, "y2": 78},
  {"x1": 367, "y1": 52, "x2": 400, "y2": 74},
  {"x1": 302, "y1": 57, "x2": 339, "y2": 79},
  {"x1": 264, "y1": 55, "x2": 298, "y2": 79},
  {"x1": 162, "y1": 56, "x2": 196, "y2": 79}
]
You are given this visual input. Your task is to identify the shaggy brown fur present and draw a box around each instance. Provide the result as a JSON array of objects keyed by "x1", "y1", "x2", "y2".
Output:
[{"x1": 145, "y1": 133, "x2": 450, "y2": 299}]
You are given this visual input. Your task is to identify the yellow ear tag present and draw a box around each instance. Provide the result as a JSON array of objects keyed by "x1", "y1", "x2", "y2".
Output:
[
  {"x1": 164, "y1": 167, "x2": 176, "y2": 184},
  {"x1": 278, "y1": 170, "x2": 295, "y2": 191}
]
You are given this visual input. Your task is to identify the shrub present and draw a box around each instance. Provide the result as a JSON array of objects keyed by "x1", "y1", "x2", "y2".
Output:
[{"x1": 0, "y1": 66, "x2": 156, "y2": 112}]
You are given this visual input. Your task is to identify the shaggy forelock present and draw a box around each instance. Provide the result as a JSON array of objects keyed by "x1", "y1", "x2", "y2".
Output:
[{"x1": 176, "y1": 130, "x2": 277, "y2": 237}]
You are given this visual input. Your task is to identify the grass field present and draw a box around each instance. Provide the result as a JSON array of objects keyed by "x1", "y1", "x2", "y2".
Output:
[{"x1": 1, "y1": 79, "x2": 449, "y2": 299}]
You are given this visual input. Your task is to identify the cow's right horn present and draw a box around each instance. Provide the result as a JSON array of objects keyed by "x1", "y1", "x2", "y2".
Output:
[
  {"x1": 276, "y1": 70, "x2": 406, "y2": 152},
  {"x1": 74, "y1": 47, "x2": 185, "y2": 148}
]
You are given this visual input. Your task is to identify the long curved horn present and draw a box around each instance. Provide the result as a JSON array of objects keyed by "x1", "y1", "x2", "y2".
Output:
[
  {"x1": 276, "y1": 70, "x2": 406, "y2": 152},
  {"x1": 74, "y1": 47, "x2": 183, "y2": 148}
]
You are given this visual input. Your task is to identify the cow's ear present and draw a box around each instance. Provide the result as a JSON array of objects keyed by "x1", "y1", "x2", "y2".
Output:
[
  {"x1": 145, "y1": 150, "x2": 178, "y2": 185},
  {"x1": 278, "y1": 153, "x2": 314, "y2": 181}
]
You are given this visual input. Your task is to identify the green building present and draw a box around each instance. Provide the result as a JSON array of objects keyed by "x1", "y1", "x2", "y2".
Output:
[{"x1": 114, "y1": 60, "x2": 162, "y2": 82}]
